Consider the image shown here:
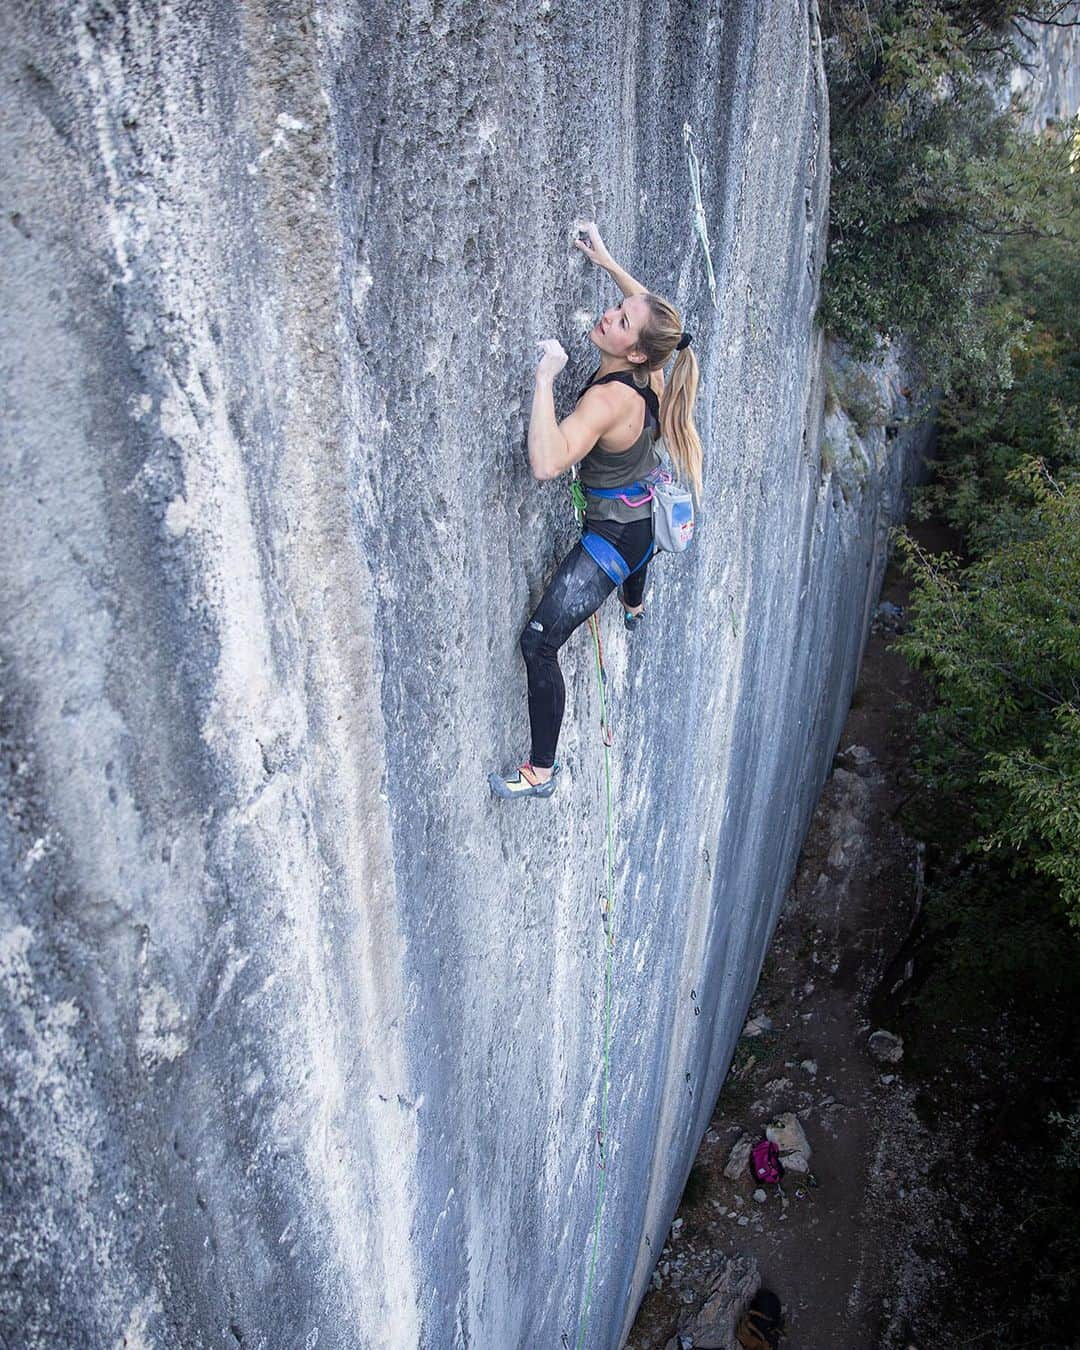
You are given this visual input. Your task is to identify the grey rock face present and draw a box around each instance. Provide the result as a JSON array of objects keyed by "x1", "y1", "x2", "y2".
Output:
[
  {"x1": 1001, "y1": 7, "x2": 1080, "y2": 132},
  {"x1": 2, "y1": 2, "x2": 929, "y2": 1347}
]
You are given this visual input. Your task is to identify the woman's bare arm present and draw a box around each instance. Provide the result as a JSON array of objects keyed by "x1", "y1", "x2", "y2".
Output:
[
  {"x1": 574, "y1": 223, "x2": 647, "y2": 298},
  {"x1": 607, "y1": 260, "x2": 647, "y2": 298},
  {"x1": 528, "y1": 340, "x2": 619, "y2": 481}
]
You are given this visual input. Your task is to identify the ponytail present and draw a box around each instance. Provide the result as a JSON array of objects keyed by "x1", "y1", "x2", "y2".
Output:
[
  {"x1": 636, "y1": 293, "x2": 704, "y2": 500},
  {"x1": 660, "y1": 346, "x2": 703, "y2": 500}
]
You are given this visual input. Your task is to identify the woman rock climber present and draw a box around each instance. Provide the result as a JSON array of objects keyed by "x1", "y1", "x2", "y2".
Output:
[{"x1": 489, "y1": 222, "x2": 704, "y2": 801}]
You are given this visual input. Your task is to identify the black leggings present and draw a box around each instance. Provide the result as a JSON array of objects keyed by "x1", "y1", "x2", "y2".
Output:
[{"x1": 520, "y1": 517, "x2": 653, "y2": 769}]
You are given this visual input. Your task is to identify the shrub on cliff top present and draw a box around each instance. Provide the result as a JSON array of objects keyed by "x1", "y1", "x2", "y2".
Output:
[{"x1": 819, "y1": 0, "x2": 1078, "y2": 393}]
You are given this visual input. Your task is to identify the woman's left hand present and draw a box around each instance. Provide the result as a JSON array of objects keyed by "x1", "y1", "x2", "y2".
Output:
[
  {"x1": 574, "y1": 222, "x2": 614, "y2": 270},
  {"x1": 536, "y1": 338, "x2": 568, "y2": 382}
]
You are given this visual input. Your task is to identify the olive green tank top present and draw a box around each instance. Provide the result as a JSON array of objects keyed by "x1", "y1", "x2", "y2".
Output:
[{"x1": 577, "y1": 375, "x2": 661, "y2": 526}]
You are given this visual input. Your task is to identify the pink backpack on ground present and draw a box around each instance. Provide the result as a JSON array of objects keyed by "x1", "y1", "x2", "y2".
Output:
[{"x1": 750, "y1": 1138, "x2": 782, "y2": 1184}]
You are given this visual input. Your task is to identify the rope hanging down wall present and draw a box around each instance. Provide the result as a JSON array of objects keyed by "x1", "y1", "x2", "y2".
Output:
[
  {"x1": 684, "y1": 122, "x2": 718, "y2": 309},
  {"x1": 568, "y1": 473, "x2": 620, "y2": 1350}
]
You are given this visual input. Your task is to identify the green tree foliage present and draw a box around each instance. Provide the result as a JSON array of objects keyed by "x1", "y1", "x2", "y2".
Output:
[
  {"x1": 819, "y1": 0, "x2": 1078, "y2": 393},
  {"x1": 912, "y1": 127, "x2": 1080, "y2": 548},
  {"x1": 892, "y1": 106, "x2": 1080, "y2": 923},
  {"x1": 895, "y1": 471, "x2": 1080, "y2": 918}
]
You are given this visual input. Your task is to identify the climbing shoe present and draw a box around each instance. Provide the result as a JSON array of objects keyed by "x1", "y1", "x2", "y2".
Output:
[
  {"x1": 618, "y1": 588, "x2": 645, "y2": 633},
  {"x1": 488, "y1": 760, "x2": 561, "y2": 801}
]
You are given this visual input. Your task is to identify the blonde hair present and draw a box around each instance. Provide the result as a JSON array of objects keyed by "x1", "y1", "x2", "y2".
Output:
[{"x1": 634, "y1": 292, "x2": 703, "y2": 499}]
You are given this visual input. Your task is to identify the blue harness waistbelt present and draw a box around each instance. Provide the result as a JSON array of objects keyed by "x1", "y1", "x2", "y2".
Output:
[{"x1": 583, "y1": 480, "x2": 655, "y2": 508}]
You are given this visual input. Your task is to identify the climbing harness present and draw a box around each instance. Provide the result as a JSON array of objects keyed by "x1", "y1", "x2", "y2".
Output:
[
  {"x1": 581, "y1": 528, "x2": 655, "y2": 589},
  {"x1": 581, "y1": 468, "x2": 694, "y2": 578}
]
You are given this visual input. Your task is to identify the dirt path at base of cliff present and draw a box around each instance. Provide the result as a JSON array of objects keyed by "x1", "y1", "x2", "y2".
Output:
[{"x1": 627, "y1": 519, "x2": 951, "y2": 1350}]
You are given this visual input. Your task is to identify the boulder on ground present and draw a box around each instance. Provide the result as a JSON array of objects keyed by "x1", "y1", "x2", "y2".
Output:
[
  {"x1": 868, "y1": 1029, "x2": 904, "y2": 1064},
  {"x1": 766, "y1": 1111, "x2": 812, "y2": 1173},
  {"x1": 724, "y1": 1131, "x2": 755, "y2": 1181},
  {"x1": 741, "y1": 1013, "x2": 773, "y2": 1038},
  {"x1": 872, "y1": 600, "x2": 906, "y2": 633},
  {"x1": 684, "y1": 1253, "x2": 760, "y2": 1349}
]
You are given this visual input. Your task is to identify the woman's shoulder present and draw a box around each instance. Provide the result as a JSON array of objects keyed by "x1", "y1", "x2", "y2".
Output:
[
  {"x1": 578, "y1": 371, "x2": 653, "y2": 408},
  {"x1": 575, "y1": 380, "x2": 627, "y2": 416}
]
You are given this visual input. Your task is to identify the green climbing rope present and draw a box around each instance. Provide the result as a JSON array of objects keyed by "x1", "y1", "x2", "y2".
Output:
[{"x1": 570, "y1": 471, "x2": 620, "y2": 1350}]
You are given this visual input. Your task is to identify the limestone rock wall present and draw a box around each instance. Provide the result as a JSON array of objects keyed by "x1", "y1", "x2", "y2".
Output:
[
  {"x1": 2, "y1": 2, "x2": 926, "y2": 1347},
  {"x1": 1006, "y1": 3, "x2": 1080, "y2": 131}
]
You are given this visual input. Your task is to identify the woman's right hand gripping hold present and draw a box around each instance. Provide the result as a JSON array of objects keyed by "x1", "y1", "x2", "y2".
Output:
[{"x1": 535, "y1": 337, "x2": 568, "y2": 383}]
